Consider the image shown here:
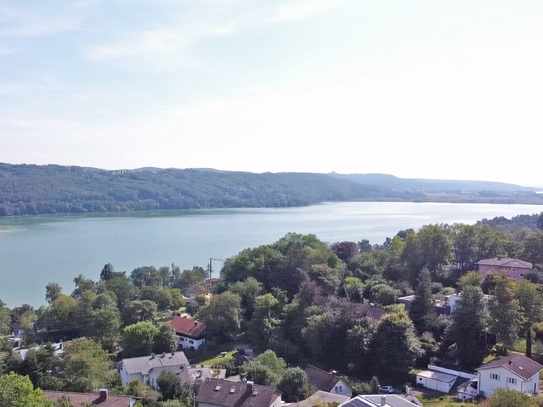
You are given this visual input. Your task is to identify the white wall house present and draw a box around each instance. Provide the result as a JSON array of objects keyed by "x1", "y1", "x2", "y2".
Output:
[
  {"x1": 477, "y1": 354, "x2": 543, "y2": 398},
  {"x1": 119, "y1": 352, "x2": 189, "y2": 386},
  {"x1": 169, "y1": 316, "x2": 207, "y2": 350}
]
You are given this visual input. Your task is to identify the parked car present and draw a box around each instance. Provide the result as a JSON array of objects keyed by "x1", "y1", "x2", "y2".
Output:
[{"x1": 379, "y1": 386, "x2": 395, "y2": 394}]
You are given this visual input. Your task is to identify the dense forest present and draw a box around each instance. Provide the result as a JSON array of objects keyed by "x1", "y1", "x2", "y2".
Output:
[{"x1": 0, "y1": 163, "x2": 541, "y2": 217}]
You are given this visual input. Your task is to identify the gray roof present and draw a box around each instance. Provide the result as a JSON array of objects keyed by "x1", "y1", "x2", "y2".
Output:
[
  {"x1": 477, "y1": 354, "x2": 543, "y2": 381},
  {"x1": 121, "y1": 351, "x2": 189, "y2": 375},
  {"x1": 292, "y1": 391, "x2": 350, "y2": 407},
  {"x1": 151, "y1": 364, "x2": 226, "y2": 385},
  {"x1": 477, "y1": 258, "x2": 532, "y2": 269},
  {"x1": 196, "y1": 378, "x2": 281, "y2": 407},
  {"x1": 340, "y1": 395, "x2": 418, "y2": 407}
]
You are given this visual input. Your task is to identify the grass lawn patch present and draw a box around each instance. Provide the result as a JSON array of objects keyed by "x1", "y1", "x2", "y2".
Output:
[
  {"x1": 417, "y1": 393, "x2": 479, "y2": 407},
  {"x1": 190, "y1": 349, "x2": 236, "y2": 367}
]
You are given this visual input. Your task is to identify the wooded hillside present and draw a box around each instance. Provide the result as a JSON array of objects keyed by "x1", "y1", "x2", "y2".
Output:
[{"x1": 0, "y1": 163, "x2": 540, "y2": 216}]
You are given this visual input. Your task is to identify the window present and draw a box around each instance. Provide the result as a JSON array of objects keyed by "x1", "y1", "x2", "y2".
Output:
[
  {"x1": 334, "y1": 386, "x2": 338, "y2": 393},
  {"x1": 490, "y1": 373, "x2": 500, "y2": 381},
  {"x1": 189, "y1": 340, "x2": 194, "y2": 344},
  {"x1": 339, "y1": 385, "x2": 343, "y2": 392},
  {"x1": 507, "y1": 377, "x2": 517, "y2": 385}
]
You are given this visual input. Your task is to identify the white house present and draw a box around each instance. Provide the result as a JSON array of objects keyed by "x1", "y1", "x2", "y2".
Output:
[
  {"x1": 305, "y1": 365, "x2": 353, "y2": 397},
  {"x1": 476, "y1": 354, "x2": 543, "y2": 397},
  {"x1": 118, "y1": 351, "x2": 189, "y2": 386},
  {"x1": 168, "y1": 316, "x2": 207, "y2": 350}
]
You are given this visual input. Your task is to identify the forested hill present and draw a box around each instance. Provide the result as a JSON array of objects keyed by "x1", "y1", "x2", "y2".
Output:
[
  {"x1": 0, "y1": 163, "x2": 540, "y2": 216},
  {"x1": 0, "y1": 164, "x2": 394, "y2": 216}
]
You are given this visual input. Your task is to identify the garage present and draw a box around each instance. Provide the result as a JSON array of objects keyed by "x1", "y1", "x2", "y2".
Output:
[{"x1": 416, "y1": 370, "x2": 457, "y2": 393}]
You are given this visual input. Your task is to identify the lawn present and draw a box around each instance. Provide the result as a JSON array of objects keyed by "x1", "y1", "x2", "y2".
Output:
[
  {"x1": 189, "y1": 349, "x2": 237, "y2": 367},
  {"x1": 417, "y1": 393, "x2": 480, "y2": 407}
]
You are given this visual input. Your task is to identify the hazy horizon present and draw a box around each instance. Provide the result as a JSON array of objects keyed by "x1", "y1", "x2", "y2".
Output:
[{"x1": 2, "y1": 1, "x2": 543, "y2": 186}]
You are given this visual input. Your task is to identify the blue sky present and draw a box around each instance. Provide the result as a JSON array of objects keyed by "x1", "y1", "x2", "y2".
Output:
[{"x1": 2, "y1": 1, "x2": 543, "y2": 186}]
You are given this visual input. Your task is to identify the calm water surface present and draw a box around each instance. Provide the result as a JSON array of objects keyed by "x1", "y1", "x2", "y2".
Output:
[{"x1": 0, "y1": 201, "x2": 541, "y2": 308}]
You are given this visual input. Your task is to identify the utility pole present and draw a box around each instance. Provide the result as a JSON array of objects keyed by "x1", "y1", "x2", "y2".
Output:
[{"x1": 208, "y1": 257, "x2": 224, "y2": 288}]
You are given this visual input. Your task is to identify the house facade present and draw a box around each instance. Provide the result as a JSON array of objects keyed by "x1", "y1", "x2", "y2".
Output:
[
  {"x1": 196, "y1": 378, "x2": 282, "y2": 407},
  {"x1": 305, "y1": 365, "x2": 353, "y2": 397},
  {"x1": 119, "y1": 351, "x2": 189, "y2": 386},
  {"x1": 477, "y1": 258, "x2": 532, "y2": 280},
  {"x1": 169, "y1": 316, "x2": 207, "y2": 350},
  {"x1": 476, "y1": 354, "x2": 543, "y2": 397}
]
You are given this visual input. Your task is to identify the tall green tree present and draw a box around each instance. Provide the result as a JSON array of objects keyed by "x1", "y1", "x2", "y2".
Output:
[
  {"x1": 0, "y1": 299, "x2": 10, "y2": 335},
  {"x1": 156, "y1": 370, "x2": 182, "y2": 400},
  {"x1": 409, "y1": 269, "x2": 435, "y2": 333},
  {"x1": 277, "y1": 367, "x2": 312, "y2": 403},
  {"x1": 152, "y1": 324, "x2": 178, "y2": 354},
  {"x1": 45, "y1": 283, "x2": 63, "y2": 304},
  {"x1": 445, "y1": 285, "x2": 487, "y2": 370},
  {"x1": 0, "y1": 372, "x2": 54, "y2": 407},
  {"x1": 369, "y1": 312, "x2": 421, "y2": 382},
  {"x1": 122, "y1": 322, "x2": 160, "y2": 358},
  {"x1": 515, "y1": 279, "x2": 543, "y2": 357},
  {"x1": 488, "y1": 273, "x2": 523, "y2": 351},
  {"x1": 197, "y1": 292, "x2": 242, "y2": 343},
  {"x1": 60, "y1": 338, "x2": 117, "y2": 393}
]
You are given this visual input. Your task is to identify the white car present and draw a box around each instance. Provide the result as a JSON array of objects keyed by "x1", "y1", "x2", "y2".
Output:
[{"x1": 379, "y1": 386, "x2": 395, "y2": 394}]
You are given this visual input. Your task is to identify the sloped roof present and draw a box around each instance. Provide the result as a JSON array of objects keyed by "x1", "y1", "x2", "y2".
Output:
[
  {"x1": 477, "y1": 258, "x2": 532, "y2": 269},
  {"x1": 169, "y1": 316, "x2": 207, "y2": 339},
  {"x1": 339, "y1": 395, "x2": 417, "y2": 407},
  {"x1": 196, "y1": 378, "x2": 281, "y2": 407},
  {"x1": 476, "y1": 354, "x2": 543, "y2": 381},
  {"x1": 121, "y1": 351, "x2": 189, "y2": 375},
  {"x1": 293, "y1": 390, "x2": 350, "y2": 407},
  {"x1": 305, "y1": 365, "x2": 341, "y2": 392},
  {"x1": 44, "y1": 391, "x2": 133, "y2": 407}
]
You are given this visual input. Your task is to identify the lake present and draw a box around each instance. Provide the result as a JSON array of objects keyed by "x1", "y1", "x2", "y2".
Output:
[{"x1": 1, "y1": 201, "x2": 542, "y2": 308}]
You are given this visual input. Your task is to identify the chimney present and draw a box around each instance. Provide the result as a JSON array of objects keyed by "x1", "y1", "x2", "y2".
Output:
[
  {"x1": 247, "y1": 381, "x2": 254, "y2": 393},
  {"x1": 151, "y1": 353, "x2": 155, "y2": 359},
  {"x1": 99, "y1": 389, "x2": 108, "y2": 402},
  {"x1": 380, "y1": 395, "x2": 385, "y2": 407},
  {"x1": 162, "y1": 352, "x2": 166, "y2": 358}
]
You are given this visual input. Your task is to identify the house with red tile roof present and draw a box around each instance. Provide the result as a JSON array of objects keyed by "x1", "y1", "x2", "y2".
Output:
[
  {"x1": 44, "y1": 389, "x2": 136, "y2": 407},
  {"x1": 169, "y1": 316, "x2": 207, "y2": 350},
  {"x1": 477, "y1": 257, "x2": 532, "y2": 280},
  {"x1": 304, "y1": 365, "x2": 353, "y2": 397}
]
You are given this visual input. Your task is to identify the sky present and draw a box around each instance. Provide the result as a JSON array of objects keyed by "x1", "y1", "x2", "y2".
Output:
[{"x1": 1, "y1": 1, "x2": 543, "y2": 187}]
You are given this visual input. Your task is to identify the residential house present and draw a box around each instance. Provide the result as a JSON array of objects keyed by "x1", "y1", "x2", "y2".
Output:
[
  {"x1": 17, "y1": 341, "x2": 65, "y2": 360},
  {"x1": 44, "y1": 389, "x2": 136, "y2": 407},
  {"x1": 118, "y1": 351, "x2": 189, "y2": 386},
  {"x1": 196, "y1": 378, "x2": 282, "y2": 407},
  {"x1": 304, "y1": 365, "x2": 353, "y2": 397},
  {"x1": 338, "y1": 394, "x2": 421, "y2": 407},
  {"x1": 476, "y1": 354, "x2": 543, "y2": 397},
  {"x1": 169, "y1": 316, "x2": 207, "y2": 350},
  {"x1": 285, "y1": 390, "x2": 349, "y2": 407},
  {"x1": 477, "y1": 257, "x2": 532, "y2": 280}
]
